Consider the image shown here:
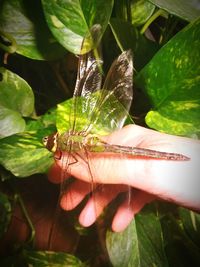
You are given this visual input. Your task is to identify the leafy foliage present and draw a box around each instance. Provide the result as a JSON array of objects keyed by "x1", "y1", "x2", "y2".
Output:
[
  {"x1": 136, "y1": 18, "x2": 200, "y2": 136},
  {"x1": 0, "y1": 0, "x2": 199, "y2": 266}
]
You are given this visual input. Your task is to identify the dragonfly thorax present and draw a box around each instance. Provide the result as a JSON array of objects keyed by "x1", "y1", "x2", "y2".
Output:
[{"x1": 56, "y1": 130, "x2": 101, "y2": 152}]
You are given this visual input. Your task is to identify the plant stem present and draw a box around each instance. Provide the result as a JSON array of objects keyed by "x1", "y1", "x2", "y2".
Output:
[
  {"x1": 109, "y1": 22, "x2": 124, "y2": 53},
  {"x1": 16, "y1": 193, "x2": 36, "y2": 245},
  {"x1": 140, "y1": 9, "x2": 168, "y2": 35}
]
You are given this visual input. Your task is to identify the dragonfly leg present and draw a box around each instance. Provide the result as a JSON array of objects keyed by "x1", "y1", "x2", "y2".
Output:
[
  {"x1": 68, "y1": 153, "x2": 79, "y2": 166},
  {"x1": 54, "y1": 150, "x2": 62, "y2": 160}
]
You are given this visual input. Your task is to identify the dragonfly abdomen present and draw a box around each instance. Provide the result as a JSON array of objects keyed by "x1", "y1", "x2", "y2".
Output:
[{"x1": 92, "y1": 142, "x2": 190, "y2": 161}]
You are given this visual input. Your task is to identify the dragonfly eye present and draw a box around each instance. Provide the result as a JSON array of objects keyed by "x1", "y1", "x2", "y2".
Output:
[{"x1": 42, "y1": 136, "x2": 49, "y2": 147}]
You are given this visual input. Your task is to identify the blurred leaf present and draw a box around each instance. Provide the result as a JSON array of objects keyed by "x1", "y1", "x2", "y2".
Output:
[
  {"x1": 130, "y1": 0, "x2": 156, "y2": 26},
  {"x1": 136, "y1": 18, "x2": 200, "y2": 136},
  {"x1": 110, "y1": 18, "x2": 159, "y2": 71},
  {"x1": 24, "y1": 250, "x2": 85, "y2": 267},
  {"x1": 0, "y1": 0, "x2": 66, "y2": 60},
  {"x1": 149, "y1": 0, "x2": 200, "y2": 21},
  {"x1": 0, "y1": 67, "x2": 34, "y2": 138},
  {"x1": 160, "y1": 212, "x2": 200, "y2": 267},
  {"x1": 41, "y1": 0, "x2": 114, "y2": 54},
  {"x1": 178, "y1": 208, "x2": 200, "y2": 247},
  {"x1": 106, "y1": 205, "x2": 168, "y2": 267},
  {"x1": 114, "y1": 0, "x2": 128, "y2": 21},
  {"x1": 0, "y1": 68, "x2": 34, "y2": 117},
  {"x1": 0, "y1": 125, "x2": 55, "y2": 177},
  {"x1": 0, "y1": 106, "x2": 26, "y2": 138},
  {"x1": 0, "y1": 192, "x2": 12, "y2": 238}
]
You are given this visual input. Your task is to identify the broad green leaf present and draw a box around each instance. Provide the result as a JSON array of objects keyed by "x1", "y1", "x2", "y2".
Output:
[
  {"x1": 130, "y1": 0, "x2": 155, "y2": 26},
  {"x1": 0, "y1": 126, "x2": 55, "y2": 177},
  {"x1": 23, "y1": 250, "x2": 85, "y2": 267},
  {"x1": 41, "y1": 0, "x2": 114, "y2": 54},
  {"x1": 0, "y1": 0, "x2": 66, "y2": 60},
  {"x1": 0, "y1": 192, "x2": 12, "y2": 238},
  {"x1": 0, "y1": 68, "x2": 34, "y2": 138},
  {"x1": 149, "y1": 0, "x2": 200, "y2": 21},
  {"x1": 106, "y1": 205, "x2": 168, "y2": 267},
  {"x1": 135, "y1": 18, "x2": 200, "y2": 136},
  {"x1": 160, "y1": 212, "x2": 200, "y2": 266},
  {"x1": 57, "y1": 90, "x2": 132, "y2": 135},
  {"x1": 0, "y1": 68, "x2": 34, "y2": 117},
  {"x1": 178, "y1": 207, "x2": 200, "y2": 247},
  {"x1": 110, "y1": 18, "x2": 159, "y2": 71},
  {"x1": 0, "y1": 106, "x2": 25, "y2": 138}
]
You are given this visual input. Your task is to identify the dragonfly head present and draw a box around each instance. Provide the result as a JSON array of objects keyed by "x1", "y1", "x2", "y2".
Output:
[{"x1": 42, "y1": 132, "x2": 58, "y2": 152}]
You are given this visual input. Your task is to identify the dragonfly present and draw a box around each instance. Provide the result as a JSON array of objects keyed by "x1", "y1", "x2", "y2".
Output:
[{"x1": 43, "y1": 50, "x2": 189, "y2": 163}]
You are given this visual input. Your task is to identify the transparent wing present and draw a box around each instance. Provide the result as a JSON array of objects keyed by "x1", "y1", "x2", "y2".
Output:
[
  {"x1": 69, "y1": 49, "x2": 103, "y2": 132},
  {"x1": 103, "y1": 50, "x2": 133, "y2": 112},
  {"x1": 57, "y1": 50, "x2": 133, "y2": 135},
  {"x1": 82, "y1": 50, "x2": 133, "y2": 134},
  {"x1": 74, "y1": 51, "x2": 103, "y2": 98}
]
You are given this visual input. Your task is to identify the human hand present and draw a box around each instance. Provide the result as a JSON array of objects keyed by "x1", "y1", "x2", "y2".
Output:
[{"x1": 48, "y1": 125, "x2": 200, "y2": 232}]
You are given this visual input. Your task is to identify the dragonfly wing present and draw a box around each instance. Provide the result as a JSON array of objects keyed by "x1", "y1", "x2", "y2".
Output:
[
  {"x1": 74, "y1": 50, "x2": 103, "y2": 97},
  {"x1": 69, "y1": 49, "x2": 103, "y2": 132},
  {"x1": 57, "y1": 50, "x2": 133, "y2": 134},
  {"x1": 84, "y1": 50, "x2": 134, "y2": 134},
  {"x1": 103, "y1": 50, "x2": 133, "y2": 112}
]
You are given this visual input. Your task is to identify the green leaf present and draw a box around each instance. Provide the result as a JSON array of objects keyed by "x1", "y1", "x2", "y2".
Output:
[
  {"x1": 0, "y1": 67, "x2": 35, "y2": 138},
  {"x1": 135, "y1": 18, "x2": 200, "y2": 136},
  {"x1": 41, "y1": 0, "x2": 114, "y2": 54},
  {"x1": 0, "y1": 192, "x2": 12, "y2": 238},
  {"x1": 23, "y1": 250, "x2": 85, "y2": 267},
  {"x1": 106, "y1": 205, "x2": 168, "y2": 267},
  {"x1": 0, "y1": 68, "x2": 34, "y2": 117},
  {"x1": 0, "y1": 106, "x2": 26, "y2": 138},
  {"x1": 130, "y1": 0, "x2": 155, "y2": 26},
  {"x1": 160, "y1": 211, "x2": 200, "y2": 266},
  {"x1": 149, "y1": 0, "x2": 200, "y2": 21},
  {"x1": 0, "y1": 0, "x2": 66, "y2": 60},
  {"x1": 178, "y1": 207, "x2": 200, "y2": 247},
  {"x1": 0, "y1": 126, "x2": 55, "y2": 177}
]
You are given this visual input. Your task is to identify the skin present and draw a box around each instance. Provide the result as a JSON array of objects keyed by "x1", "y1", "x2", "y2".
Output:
[{"x1": 48, "y1": 125, "x2": 200, "y2": 232}]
